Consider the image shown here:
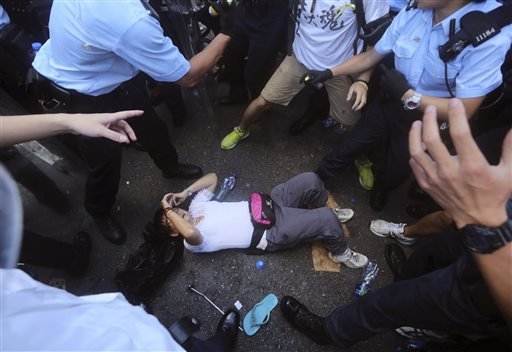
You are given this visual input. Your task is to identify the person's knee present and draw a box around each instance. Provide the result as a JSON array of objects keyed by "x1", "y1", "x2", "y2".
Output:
[
  {"x1": 298, "y1": 171, "x2": 324, "y2": 188},
  {"x1": 254, "y1": 95, "x2": 271, "y2": 110}
]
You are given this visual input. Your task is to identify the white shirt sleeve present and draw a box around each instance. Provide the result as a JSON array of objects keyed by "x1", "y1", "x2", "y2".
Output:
[
  {"x1": 113, "y1": 16, "x2": 190, "y2": 82},
  {"x1": 188, "y1": 189, "x2": 215, "y2": 217},
  {"x1": 363, "y1": 0, "x2": 390, "y2": 24}
]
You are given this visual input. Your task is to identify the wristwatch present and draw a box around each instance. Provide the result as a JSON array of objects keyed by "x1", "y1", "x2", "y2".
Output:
[
  {"x1": 462, "y1": 218, "x2": 512, "y2": 254},
  {"x1": 403, "y1": 92, "x2": 422, "y2": 110}
]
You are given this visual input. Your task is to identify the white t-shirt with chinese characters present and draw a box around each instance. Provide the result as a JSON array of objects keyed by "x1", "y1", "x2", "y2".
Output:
[
  {"x1": 292, "y1": 0, "x2": 389, "y2": 70},
  {"x1": 1, "y1": 269, "x2": 185, "y2": 352},
  {"x1": 185, "y1": 190, "x2": 254, "y2": 252}
]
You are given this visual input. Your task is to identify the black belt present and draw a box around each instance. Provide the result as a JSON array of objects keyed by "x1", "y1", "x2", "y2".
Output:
[{"x1": 32, "y1": 69, "x2": 123, "y2": 111}]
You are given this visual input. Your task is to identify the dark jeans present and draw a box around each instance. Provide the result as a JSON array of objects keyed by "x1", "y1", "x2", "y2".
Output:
[
  {"x1": 317, "y1": 99, "x2": 421, "y2": 190},
  {"x1": 324, "y1": 232, "x2": 505, "y2": 347},
  {"x1": 61, "y1": 79, "x2": 179, "y2": 216},
  {"x1": 222, "y1": 2, "x2": 288, "y2": 99}
]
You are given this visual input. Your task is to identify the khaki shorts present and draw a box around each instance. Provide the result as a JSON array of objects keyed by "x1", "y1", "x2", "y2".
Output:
[{"x1": 260, "y1": 54, "x2": 360, "y2": 126}]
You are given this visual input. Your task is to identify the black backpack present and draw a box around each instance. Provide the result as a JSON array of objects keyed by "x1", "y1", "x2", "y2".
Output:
[{"x1": 115, "y1": 220, "x2": 184, "y2": 306}]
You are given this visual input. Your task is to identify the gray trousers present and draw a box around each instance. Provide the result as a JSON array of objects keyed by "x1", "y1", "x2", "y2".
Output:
[{"x1": 265, "y1": 172, "x2": 347, "y2": 255}]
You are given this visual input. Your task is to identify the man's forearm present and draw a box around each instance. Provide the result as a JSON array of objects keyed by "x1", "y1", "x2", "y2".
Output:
[
  {"x1": 178, "y1": 34, "x2": 231, "y2": 88},
  {"x1": 401, "y1": 90, "x2": 485, "y2": 120},
  {"x1": 331, "y1": 48, "x2": 383, "y2": 78},
  {"x1": 474, "y1": 243, "x2": 512, "y2": 324},
  {"x1": 0, "y1": 114, "x2": 70, "y2": 147}
]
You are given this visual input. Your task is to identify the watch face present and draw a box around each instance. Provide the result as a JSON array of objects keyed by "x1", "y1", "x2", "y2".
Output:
[{"x1": 406, "y1": 100, "x2": 420, "y2": 109}]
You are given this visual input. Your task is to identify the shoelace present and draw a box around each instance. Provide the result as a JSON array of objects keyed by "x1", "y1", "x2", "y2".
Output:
[{"x1": 388, "y1": 223, "x2": 405, "y2": 237}]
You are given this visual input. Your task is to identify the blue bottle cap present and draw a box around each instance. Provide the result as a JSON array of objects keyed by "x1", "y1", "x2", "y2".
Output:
[{"x1": 31, "y1": 42, "x2": 42, "y2": 51}]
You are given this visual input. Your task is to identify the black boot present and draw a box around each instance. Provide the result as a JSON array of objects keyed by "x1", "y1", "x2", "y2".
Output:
[
  {"x1": 384, "y1": 243, "x2": 406, "y2": 282},
  {"x1": 216, "y1": 309, "x2": 240, "y2": 347},
  {"x1": 369, "y1": 184, "x2": 388, "y2": 212},
  {"x1": 68, "y1": 231, "x2": 92, "y2": 276},
  {"x1": 92, "y1": 214, "x2": 127, "y2": 245},
  {"x1": 289, "y1": 111, "x2": 318, "y2": 136},
  {"x1": 280, "y1": 296, "x2": 332, "y2": 345},
  {"x1": 162, "y1": 163, "x2": 203, "y2": 180}
]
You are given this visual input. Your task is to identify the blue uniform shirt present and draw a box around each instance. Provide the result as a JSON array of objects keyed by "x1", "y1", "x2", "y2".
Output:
[
  {"x1": 389, "y1": 0, "x2": 408, "y2": 13},
  {"x1": 0, "y1": 5, "x2": 10, "y2": 31},
  {"x1": 375, "y1": 0, "x2": 512, "y2": 98},
  {"x1": 33, "y1": 0, "x2": 190, "y2": 96}
]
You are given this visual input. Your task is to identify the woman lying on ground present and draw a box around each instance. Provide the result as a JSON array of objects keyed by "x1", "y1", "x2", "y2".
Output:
[{"x1": 158, "y1": 172, "x2": 368, "y2": 268}]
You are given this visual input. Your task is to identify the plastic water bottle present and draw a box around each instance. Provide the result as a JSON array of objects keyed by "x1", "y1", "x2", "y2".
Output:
[
  {"x1": 216, "y1": 172, "x2": 237, "y2": 201},
  {"x1": 354, "y1": 261, "x2": 379, "y2": 297}
]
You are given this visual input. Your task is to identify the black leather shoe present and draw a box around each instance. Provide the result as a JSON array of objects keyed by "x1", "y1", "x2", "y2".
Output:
[
  {"x1": 289, "y1": 114, "x2": 316, "y2": 136},
  {"x1": 68, "y1": 231, "x2": 92, "y2": 276},
  {"x1": 384, "y1": 243, "x2": 406, "y2": 282},
  {"x1": 370, "y1": 185, "x2": 388, "y2": 212},
  {"x1": 280, "y1": 296, "x2": 332, "y2": 345},
  {"x1": 216, "y1": 309, "x2": 240, "y2": 345},
  {"x1": 162, "y1": 163, "x2": 203, "y2": 180},
  {"x1": 92, "y1": 214, "x2": 127, "y2": 245}
]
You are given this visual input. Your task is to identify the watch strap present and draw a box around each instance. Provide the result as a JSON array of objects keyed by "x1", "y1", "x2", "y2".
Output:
[{"x1": 463, "y1": 218, "x2": 512, "y2": 254}]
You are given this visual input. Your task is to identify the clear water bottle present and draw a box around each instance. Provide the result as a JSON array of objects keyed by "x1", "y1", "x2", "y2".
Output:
[
  {"x1": 354, "y1": 261, "x2": 379, "y2": 297},
  {"x1": 216, "y1": 172, "x2": 237, "y2": 201}
]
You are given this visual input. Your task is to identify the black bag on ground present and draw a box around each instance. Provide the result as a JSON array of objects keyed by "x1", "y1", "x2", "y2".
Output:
[{"x1": 115, "y1": 220, "x2": 184, "y2": 305}]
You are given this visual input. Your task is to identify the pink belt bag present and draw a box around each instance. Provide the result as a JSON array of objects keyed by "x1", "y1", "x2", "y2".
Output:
[{"x1": 248, "y1": 192, "x2": 276, "y2": 249}]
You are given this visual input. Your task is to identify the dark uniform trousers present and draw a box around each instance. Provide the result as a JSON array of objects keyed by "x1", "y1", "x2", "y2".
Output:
[
  {"x1": 324, "y1": 232, "x2": 506, "y2": 347},
  {"x1": 221, "y1": 1, "x2": 288, "y2": 99},
  {"x1": 64, "y1": 78, "x2": 179, "y2": 216},
  {"x1": 182, "y1": 333, "x2": 231, "y2": 352},
  {"x1": 317, "y1": 98, "x2": 422, "y2": 191}
]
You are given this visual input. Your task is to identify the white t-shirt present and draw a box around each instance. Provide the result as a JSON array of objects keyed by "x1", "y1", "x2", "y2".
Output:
[
  {"x1": 185, "y1": 190, "x2": 254, "y2": 253},
  {"x1": 1, "y1": 269, "x2": 185, "y2": 351},
  {"x1": 292, "y1": 0, "x2": 389, "y2": 70}
]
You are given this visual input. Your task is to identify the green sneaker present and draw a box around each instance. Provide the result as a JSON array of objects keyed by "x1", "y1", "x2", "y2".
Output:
[
  {"x1": 355, "y1": 157, "x2": 374, "y2": 191},
  {"x1": 221, "y1": 126, "x2": 250, "y2": 150}
]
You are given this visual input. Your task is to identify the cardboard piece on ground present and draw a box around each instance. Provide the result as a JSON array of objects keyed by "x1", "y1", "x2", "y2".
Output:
[{"x1": 312, "y1": 241, "x2": 341, "y2": 272}]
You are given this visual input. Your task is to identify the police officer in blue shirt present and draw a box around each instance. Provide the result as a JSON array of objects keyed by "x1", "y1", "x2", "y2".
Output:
[
  {"x1": 32, "y1": 0, "x2": 235, "y2": 244},
  {"x1": 302, "y1": 0, "x2": 512, "y2": 211}
]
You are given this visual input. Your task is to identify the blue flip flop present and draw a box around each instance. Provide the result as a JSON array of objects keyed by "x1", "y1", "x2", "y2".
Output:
[{"x1": 243, "y1": 293, "x2": 279, "y2": 336}]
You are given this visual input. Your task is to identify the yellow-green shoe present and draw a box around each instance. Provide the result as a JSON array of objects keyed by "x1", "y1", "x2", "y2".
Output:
[
  {"x1": 221, "y1": 126, "x2": 250, "y2": 150},
  {"x1": 355, "y1": 157, "x2": 374, "y2": 191}
]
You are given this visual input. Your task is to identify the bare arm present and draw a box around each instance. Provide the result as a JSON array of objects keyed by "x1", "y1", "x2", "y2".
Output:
[
  {"x1": 0, "y1": 111, "x2": 142, "y2": 147},
  {"x1": 330, "y1": 47, "x2": 385, "y2": 77},
  {"x1": 164, "y1": 173, "x2": 218, "y2": 206},
  {"x1": 401, "y1": 89, "x2": 485, "y2": 120},
  {"x1": 409, "y1": 99, "x2": 512, "y2": 322},
  {"x1": 176, "y1": 34, "x2": 231, "y2": 88}
]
